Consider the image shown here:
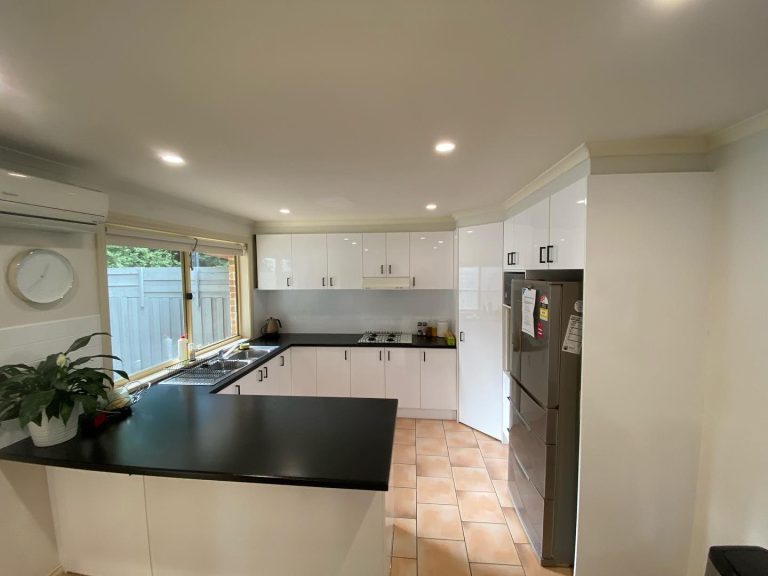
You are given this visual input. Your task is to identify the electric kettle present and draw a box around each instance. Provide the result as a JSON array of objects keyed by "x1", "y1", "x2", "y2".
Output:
[{"x1": 261, "y1": 317, "x2": 282, "y2": 339}]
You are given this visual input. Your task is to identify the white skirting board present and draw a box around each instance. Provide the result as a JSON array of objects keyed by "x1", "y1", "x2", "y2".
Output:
[
  {"x1": 47, "y1": 467, "x2": 387, "y2": 576},
  {"x1": 397, "y1": 408, "x2": 457, "y2": 420}
]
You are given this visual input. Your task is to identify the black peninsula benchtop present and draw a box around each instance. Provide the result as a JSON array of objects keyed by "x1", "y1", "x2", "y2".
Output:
[{"x1": 0, "y1": 385, "x2": 398, "y2": 491}]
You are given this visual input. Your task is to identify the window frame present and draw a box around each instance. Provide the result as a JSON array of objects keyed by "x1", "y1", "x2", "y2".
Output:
[{"x1": 100, "y1": 231, "x2": 245, "y2": 384}]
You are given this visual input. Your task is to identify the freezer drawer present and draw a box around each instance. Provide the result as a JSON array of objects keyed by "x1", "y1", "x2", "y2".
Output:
[
  {"x1": 509, "y1": 452, "x2": 556, "y2": 561},
  {"x1": 510, "y1": 380, "x2": 557, "y2": 444}
]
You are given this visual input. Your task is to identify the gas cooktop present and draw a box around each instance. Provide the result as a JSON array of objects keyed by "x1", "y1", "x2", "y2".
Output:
[{"x1": 358, "y1": 331, "x2": 413, "y2": 344}]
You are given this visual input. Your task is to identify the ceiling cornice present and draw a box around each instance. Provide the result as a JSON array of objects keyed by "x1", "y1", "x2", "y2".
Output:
[
  {"x1": 708, "y1": 108, "x2": 768, "y2": 150},
  {"x1": 252, "y1": 215, "x2": 456, "y2": 234}
]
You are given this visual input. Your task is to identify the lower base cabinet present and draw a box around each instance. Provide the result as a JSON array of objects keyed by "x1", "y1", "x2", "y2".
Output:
[
  {"x1": 316, "y1": 347, "x2": 351, "y2": 397},
  {"x1": 351, "y1": 347, "x2": 386, "y2": 398},
  {"x1": 291, "y1": 347, "x2": 317, "y2": 396},
  {"x1": 420, "y1": 349, "x2": 457, "y2": 410},
  {"x1": 385, "y1": 348, "x2": 421, "y2": 409}
]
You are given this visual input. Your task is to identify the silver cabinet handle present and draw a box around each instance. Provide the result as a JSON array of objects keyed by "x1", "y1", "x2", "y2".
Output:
[{"x1": 235, "y1": 384, "x2": 241, "y2": 395}]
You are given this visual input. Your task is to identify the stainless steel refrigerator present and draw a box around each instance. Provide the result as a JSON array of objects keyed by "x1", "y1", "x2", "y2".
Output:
[{"x1": 505, "y1": 275, "x2": 582, "y2": 567}]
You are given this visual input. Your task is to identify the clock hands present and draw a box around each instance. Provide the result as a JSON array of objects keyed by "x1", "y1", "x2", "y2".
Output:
[{"x1": 28, "y1": 263, "x2": 51, "y2": 289}]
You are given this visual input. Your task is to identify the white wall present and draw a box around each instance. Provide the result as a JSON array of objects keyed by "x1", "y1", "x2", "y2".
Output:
[
  {"x1": 576, "y1": 172, "x2": 716, "y2": 576},
  {"x1": 254, "y1": 289, "x2": 455, "y2": 334},
  {"x1": 687, "y1": 131, "x2": 768, "y2": 574}
]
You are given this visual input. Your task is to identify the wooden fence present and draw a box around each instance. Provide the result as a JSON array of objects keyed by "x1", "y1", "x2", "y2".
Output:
[{"x1": 107, "y1": 267, "x2": 232, "y2": 374}]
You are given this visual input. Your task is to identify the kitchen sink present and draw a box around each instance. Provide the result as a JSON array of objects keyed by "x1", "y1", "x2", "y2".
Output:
[{"x1": 229, "y1": 346, "x2": 279, "y2": 361}]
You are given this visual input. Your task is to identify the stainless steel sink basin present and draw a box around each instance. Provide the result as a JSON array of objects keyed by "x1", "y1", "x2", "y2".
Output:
[
  {"x1": 229, "y1": 346, "x2": 278, "y2": 361},
  {"x1": 200, "y1": 359, "x2": 252, "y2": 371}
]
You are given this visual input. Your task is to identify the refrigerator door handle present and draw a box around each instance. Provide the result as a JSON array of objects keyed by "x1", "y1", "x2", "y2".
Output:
[
  {"x1": 512, "y1": 405, "x2": 532, "y2": 432},
  {"x1": 513, "y1": 452, "x2": 532, "y2": 483}
]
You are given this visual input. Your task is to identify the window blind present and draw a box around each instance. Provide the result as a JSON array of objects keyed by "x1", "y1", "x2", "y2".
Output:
[{"x1": 105, "y1": 224, "x2": 247, "y2": 257}]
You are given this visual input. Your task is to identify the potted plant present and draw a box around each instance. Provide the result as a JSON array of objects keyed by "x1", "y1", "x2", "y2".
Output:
[{"x1": 0, "y1": 332, "x2": 128, "y2": 447}]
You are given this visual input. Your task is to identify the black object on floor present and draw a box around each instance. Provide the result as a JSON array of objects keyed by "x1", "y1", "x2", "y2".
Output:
[{"x1": 706, "y1": 546, "x2": 768, "y2": 576}]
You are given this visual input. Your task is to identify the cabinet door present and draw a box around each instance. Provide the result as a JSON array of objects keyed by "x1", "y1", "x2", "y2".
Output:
[
  {"x1": 385, "y1": 348, "x2": 421, "y2": 409},
  {"x1": 237, "y1": 367, "x2": 266, "y2": 395},
  {"x1": 256, "y1": 234, "x2": 292, "y2": 289},
  {"x1": 420, "y1": 349, "x2": 457, "y2": 410},
  {"x1": 291, "y1": 347, "x2": 317, "y2": 396},
  {"x1": 217, "y1": 383, "x2": 239, "y2": 395},
  {"x1": 362, "y1": 233, "x2": 387, "y2": 277},
  {"x1": 548, "y1": 178, "x2": 587, "y2": 269},
  {"x1": 385, "y1": 233, "x2": 410, "y2": 277},
  {"x1": 515, "y1": 199, "x2": 549, "y2": 271},
  {"x1": 410, "y1": 231, "x2": 453, "y2": 289},
  {"x1": 458, "y1": 223, "x2": 503, "y2": 439},
  {"x1": 262, "y1": 350, "x2": 291, "y2": 396},
  {"x1": 503, "y1": 217, "x2": 515, "y2": 271},
  {"x1": 316, "y1": 347, "x2": 351, "y2": 397},
  {"x1": 327, "y1": 233, "x2": 363, "y2": 289},
  {"x1": 291, "y1": 234, "x2": 328, "y2": 289},
  {"x1": 350, "y1": 347, "x2": 386, "y2": 398}
]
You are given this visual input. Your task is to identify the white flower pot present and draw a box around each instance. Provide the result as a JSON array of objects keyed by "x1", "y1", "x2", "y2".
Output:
[{"x1": 27, "y1": 404, "x2": 82, "y2": 447}]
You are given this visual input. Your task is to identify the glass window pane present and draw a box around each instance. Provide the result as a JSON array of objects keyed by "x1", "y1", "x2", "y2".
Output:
[
  {"x1": 106, "y1": 245, "x2": 184, "y2": 376},
  {"x1": 190, "y1": 252, "x2": 239, "y2": 349}
]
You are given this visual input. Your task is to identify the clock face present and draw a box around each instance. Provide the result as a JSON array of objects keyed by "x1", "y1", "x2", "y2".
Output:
[{"x1": 9, "y1": 249, "x2": 75, "y2": 304}]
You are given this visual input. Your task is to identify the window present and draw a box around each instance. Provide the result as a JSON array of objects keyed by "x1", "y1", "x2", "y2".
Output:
[{"x1": 105, "y1": 229, "x2": 244, "y2": 378}]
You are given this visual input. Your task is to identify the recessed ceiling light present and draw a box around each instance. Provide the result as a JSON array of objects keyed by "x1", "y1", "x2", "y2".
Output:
[
  {"x1": 351, "y1": 242, "x2": 357, "y2": 245},
  {"x1": 7, "y1": 171, "x2": 28, "y2": 178},
  {"x1": 576, "y1": 199, "x2": 587, "y2": 205},
  {"x1": 344, "y1": 237, "x2": 349, "y2": 241},
  {"x1": 419, "y1": 237, "x2": 426, "y2": 240},
  {"x1": 279, "y1": 208, "x2": 291, "y2": 214},
  {"x1": 434, "y1": 141, "x2": 456, "y2": 154},
  {"x1": 425, "y1": 203, "x2": 437, "y2": 211},
  {"x1": 158, "y1": 152, "x2": 186, "y2": 166},
  {"x1": 438, "y1": 240, "x2": 444, "y2": 244},
  {"x1": 466, "y1": 230, "x2": 474, "y2": 234}
]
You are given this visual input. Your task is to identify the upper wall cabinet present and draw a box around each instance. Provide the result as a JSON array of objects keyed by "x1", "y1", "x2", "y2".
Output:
[
  {"x1": 410, "y1": 231, "x2": 454, "y2": 289},
  {"x1": 503, "y1": 177, "x2": 587, "y2": 271},
  {"x1": 256, "y1": 234, "x2": 292, "y2": 289},
  {"x1": 327, "y1": 233, "x2": 363, "y2": 289},
  {"x1": 362, "y1": 232, "x2": 410, "y2": 277},
  {"x1": 292, "y1": 234, "x2": 328, "y2": 289}
]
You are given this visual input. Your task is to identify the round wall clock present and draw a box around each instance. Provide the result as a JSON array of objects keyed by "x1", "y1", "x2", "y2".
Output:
[{"x1": 7, "y1": 249, "x2": 75, "y2": 304}]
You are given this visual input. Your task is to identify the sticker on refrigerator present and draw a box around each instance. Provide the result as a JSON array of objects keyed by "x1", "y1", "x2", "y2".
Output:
[
  {"x1": 522, "y1": 288, "x2": 537, "y2": 337},
  {"x1": 562, "y1": 314, "x2": 583, "y2": 355},
  {"x1": 539, "y1": 295, "x2": 549, "y2": 321}
]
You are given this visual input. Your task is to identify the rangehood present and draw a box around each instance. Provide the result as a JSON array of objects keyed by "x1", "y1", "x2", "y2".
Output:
[{"x1": 362, "y1": 276, "x2": 411, "y2": 290}]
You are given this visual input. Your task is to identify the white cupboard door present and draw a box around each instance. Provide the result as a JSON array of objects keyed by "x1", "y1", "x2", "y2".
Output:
[
  {"x1": 291, "y1": 234, "x2": 328, "y2": 289},
  {"x1": 503, "y1": 217, "x2": 515, "y2": 271},
  {"x1": 291, "y1": 347, "x2": 317, "y2": 396},
  {"x1": 458, "y1": 223, "x2": 504, "y2": 440},
  {"x1": 350, "y1": 347, "x2": 386, "y2": 398},
  {"x1": 327, "y1": 233, "x2": 363, "y2": 289},
  {"x1": 385, "y1": 233, "x2": 410, "y2": 277},
  {"x1": 256, "y1": 234, "x2": 292, "y2": 289},
  {"x1": 233, "y1": 368, "x2": 263, "y2": 395},
  {"x1": 420, "y1": 349, "x2": 457, "y2": 410},
  {"x1": 363, "y1": 233, "x2": 387, "y2": 277},
  {"x1": 271, "y1": 349, "x2": 292, "y2": 395},
  {"x1": 548, "y1": 178, "x2": 587, "y2": 269},
  {"x1": 410, "y1": 231, "x2": 454, "y2": 289},
  {"x1": 385, "y1": 348, "x2": 420, "y2": 409},
  {"x1": 316, "y1": 347, "x2": 351, "y2": 397}
]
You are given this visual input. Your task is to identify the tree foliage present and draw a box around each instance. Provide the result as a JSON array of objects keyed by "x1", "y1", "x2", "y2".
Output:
[{"x1": 106, "y1": 246, "x2": 229, "y2": 268}]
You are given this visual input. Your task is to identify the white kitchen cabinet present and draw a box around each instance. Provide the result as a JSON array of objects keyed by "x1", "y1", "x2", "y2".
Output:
[
  {"x1": 409, "y1": 231, "x2": 453, "y2": 289},
  {"x1": 236, "y1": 367, "x2": 266, "y2": 395},
  {"x1": 420, "y1": 349, "x2": 457, "y2": 410},
  {"x1": 362, "y1": 233, "x2": 387, "y2": 277},
  {"x1": 503, "y1": 217, "x2": 516, "y2": 271},
  {"x1": 316, "y1": 347, "x2": 351, "y2": 397},
  {"x1": 385, "y1": 348, "x2": 420, "y2": 409},
  {"x1": 291, "y1": 347, "x2": 317, "y2": 396},
  {"x1": 291, "y1": 234, "x2": 328, "y2": 289},
  {"x1": 256, "y1": 234, "x2": 292, "y2": 289},
  {"x1": 523, "y1": 197, "x2": 551, "y2": 271},
  {"x1": 458, "y1": 223, "x2": 504, "y2": 440},
  {"x1": 350, "y1": 347, "x2": 386, "y2": 398},
  {"x1": 385, "y1": 233, "x2": 410, "y2": 277},
  {"x1": 262, "y1": 349, "x2": 292, "y2": 395},
  {"x1": 327, "y1": 233, "x2": 363, "y2": 289},
  {"x1": 547, "y1": 178, "x2": 587, "y2": 269},
  {"x1": 217, "y1": 383, "x2": 240, "y2": 395}
]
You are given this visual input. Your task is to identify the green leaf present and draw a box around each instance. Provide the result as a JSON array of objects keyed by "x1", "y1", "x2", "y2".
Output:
[
  {"x1": 59, "y1": 400, "x2": 74, "y2": 425},
  {"x1": 18, "y1": 390, "x2": 56, "y2": 428},
  {"x1": 65, "y1": 332, "x2": 110, "y2": 355},
  {"x1": 69, "y1": 354, "x2": 122, "y2": 367}
]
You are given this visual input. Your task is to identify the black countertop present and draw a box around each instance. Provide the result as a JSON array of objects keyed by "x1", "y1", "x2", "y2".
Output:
[
  {"x1": 0, "y1": 385, "x2": 397, "y2": 491},
  {"x1": 250, "y1": 332, "x2": 455, "y2": 349}
]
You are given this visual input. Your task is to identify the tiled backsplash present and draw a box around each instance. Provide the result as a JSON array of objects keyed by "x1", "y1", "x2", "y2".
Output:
[{"x1": 0, "y1": 314, "x2": 101, "y2": 449}]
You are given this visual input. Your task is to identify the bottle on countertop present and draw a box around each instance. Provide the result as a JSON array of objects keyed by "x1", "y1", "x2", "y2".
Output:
[
  {"x1": 177, "y1": 335, "x2": 189, "y2": 362},
  {"x1": 417, "y1": 322, "x2": 424, "y2": 337}
]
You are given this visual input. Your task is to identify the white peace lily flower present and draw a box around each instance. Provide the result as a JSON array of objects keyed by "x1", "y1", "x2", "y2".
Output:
[{"x1": 56, "y1": 353, "x2": 68, "y2": 368}]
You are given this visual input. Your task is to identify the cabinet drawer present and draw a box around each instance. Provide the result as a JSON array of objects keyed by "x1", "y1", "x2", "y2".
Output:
[{"x1": 509, "y1": 453, "x2": 556, "y2": 561}]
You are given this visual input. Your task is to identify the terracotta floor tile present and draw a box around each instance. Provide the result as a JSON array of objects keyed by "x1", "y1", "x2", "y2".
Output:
[
  {"x1": 392, "y1": 444, "x2": 416, "y2": 465},
  {"x1": 452, "y1": 467, "x2": 495, "y2": 492},
  {"x1": 417, "y1": 455, "x2": 452, "y2": 478},
  {"x1": 449, "y1": 447, "x2": 486, "y2": 468},
  {"x1": 484, "y1": 458, "x2": 509, "y2": 480},
  {"x1": 502, "y1": 507, "x2": 529, "y2": 544},
  {"x1": 470, "y1": 563, "x2": 525, "y2": 576},
  {"x1": 478, "y1": 440, "x2": 508, "y2": 459},
  {"x1": 393, "y1": 517, "x2": 417, "y2": 559},
  {"x1": 418, "y1": 538, "x2": 472, "y2": 576},
  {"x1": 463, "y1": 522, "x2": 521, "y2": 565},
  {"x1": 417, "y1": 476, "x2": 458, "y2": 505},
  {"x1": 446, "y1": 430, "x2": 479, "y2": 448},
  {"x1": 457, "y1": 492, "x2": 505, "y2": 523},
  {"x1": 391, "y1": 487, "x2": 417, "y2": 519},
  {"x1": 515, "y1": 544, "x2": 572, "y2": 575},
  {"x1": 443, "y1": 420, "x2": 473, "y2": 433},
  {"x1": 390, "y1": 463, "x2": 417, "y2": 488},
  {"x1": 391, "y1": 557, "x2": 418, "y2": 576},
  {"x1": 416, "y1": 419, "x2": 446, "y2": 438},
  {"x1": 417, "y1": 504, "x2": 465, "y2": 540},
  {"x1": 493, "y1": 480, "x2": 513, "y2": 508},
  {"x1": 396, "y1": 418, "x2": 416, "y2": 430},
  {"x1": 417, "y1": 436, "x2": 449, "y2": 456},
  {"x1": 394, "y1": 428, "x2": 416, "y2": 445}
]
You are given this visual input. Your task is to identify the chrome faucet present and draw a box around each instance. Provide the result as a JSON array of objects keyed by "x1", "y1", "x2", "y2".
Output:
[{"x1": 218, "y1": 341, "x2": 243, "y2": 360}]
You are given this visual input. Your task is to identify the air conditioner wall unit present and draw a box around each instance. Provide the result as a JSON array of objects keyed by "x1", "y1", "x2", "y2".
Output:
[{"x1": 0, "y1": 169, "x2": 108, "y2": 233}]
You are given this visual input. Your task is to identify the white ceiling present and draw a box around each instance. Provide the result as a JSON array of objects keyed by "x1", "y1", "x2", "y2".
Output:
[{"x1": 0, "y1": 0, "x2": 766, "y2": 224}]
